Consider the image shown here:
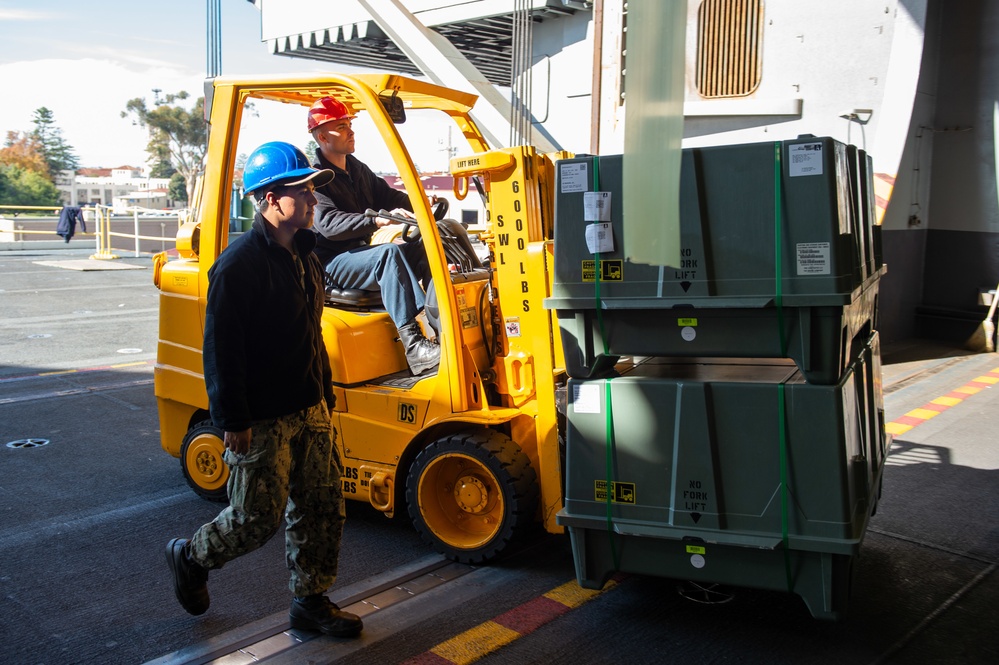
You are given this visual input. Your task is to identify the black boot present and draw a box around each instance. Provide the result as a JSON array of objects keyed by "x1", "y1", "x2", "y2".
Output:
[
  {"x1": 166, "y1": 538, "x2": 209, "y2": 615},
  {"x1": 290, "y1": 595, "x2": 363, "y2": 637},
  {"x1": 397, "y1": 321, "x2": 440, "y2": 375}
]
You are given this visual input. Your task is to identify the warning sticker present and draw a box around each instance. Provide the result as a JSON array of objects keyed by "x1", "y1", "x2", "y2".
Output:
[
  {"x1": 594, "y1": 480, "x2": 636, "y2": 504},
  {"x1": 796, "y1": 242, "x2": 831, "y2": 275},
  {"x1": 460, "y1": 307, "x2": 478, "y2": 329},
  {"x1": 582, "y1": 259, "x2": 624, "y2": 282}
]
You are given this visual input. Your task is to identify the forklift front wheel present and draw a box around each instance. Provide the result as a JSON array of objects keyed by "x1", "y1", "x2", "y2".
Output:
[
  {"x1": 407, "y1": 430, "x2": 538, "y2": 564},
  {"x1": 180, "y1": 421, "x2": 230, "y2": 502}
]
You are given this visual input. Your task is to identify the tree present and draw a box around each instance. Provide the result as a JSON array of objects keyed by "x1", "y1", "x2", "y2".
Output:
[
  {"x1": 0, "y1": 164, "x2": 61, "y2": 206},
  {"x1": 150, "y1": 159, "x2": 177, "y2": 179},
  {"x1": 168, "y1": 172, "x2": 188, "y2": 204},
  {"x1": 1, "y1": 131, "x2": 49, "y2": 174},
  {"x1": 31, "y1": 107, "x2": 79, "y2": 176},
  {"x1": 0, "y1": 131, "x2": 60, "y2": 205},
  {"x1": 122, "y1": 91, "x2": 206, "y2": 205}
]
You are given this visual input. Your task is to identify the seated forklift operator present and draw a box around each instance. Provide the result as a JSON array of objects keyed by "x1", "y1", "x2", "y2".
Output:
[{"x1": 307, "y1": 96, "x2": 439, "y2": 376}]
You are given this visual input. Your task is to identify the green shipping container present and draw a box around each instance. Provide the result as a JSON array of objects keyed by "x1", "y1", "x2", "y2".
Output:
[{"x1": 556, "y1": 333, "x2": 888, "y2": 620}]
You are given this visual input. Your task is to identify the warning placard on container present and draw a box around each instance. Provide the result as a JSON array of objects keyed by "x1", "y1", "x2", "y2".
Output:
[
  {"x1": 594, "y1": 480, "x2": 636, "y2": 504},
  {"x1": 560, "y1": 162, "x2": 588, "y2": 193},
  {"x1": 788, "y1": 142, "x2": 824, "y2": 177},
  {"x1": 796, "y1": 242, "x2": 831, "y2": 275}
]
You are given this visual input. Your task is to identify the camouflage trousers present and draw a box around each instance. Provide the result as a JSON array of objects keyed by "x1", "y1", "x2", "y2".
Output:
[{"x1": 189, "y1": 401, "x2": 346, "y2": 597}]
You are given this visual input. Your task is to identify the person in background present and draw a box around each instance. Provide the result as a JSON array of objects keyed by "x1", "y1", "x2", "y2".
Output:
[
  {"x1": 165, "y1": 141, "x2": 362, "y2": 639},
  {"x1": 307, "y1": 96, "x2": 440, "y2": 376}
]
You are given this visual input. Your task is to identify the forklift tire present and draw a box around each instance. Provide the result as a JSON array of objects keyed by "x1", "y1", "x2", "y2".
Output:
[
  {"x1": 180, "y1": 421, "x2": 229, "y2": 502},
  {"x1": 406, "y1": 430, "x2": 538, "y2": 564}
]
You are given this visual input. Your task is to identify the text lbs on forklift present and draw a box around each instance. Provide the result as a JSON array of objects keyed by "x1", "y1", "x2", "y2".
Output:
[{"x1": 153, "y1": 73, "x2": 570, "y2": 565}]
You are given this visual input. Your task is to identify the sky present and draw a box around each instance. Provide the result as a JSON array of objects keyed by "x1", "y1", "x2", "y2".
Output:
[{"x1": 0, "y1": 0, "x2": 452, "y2": 172}]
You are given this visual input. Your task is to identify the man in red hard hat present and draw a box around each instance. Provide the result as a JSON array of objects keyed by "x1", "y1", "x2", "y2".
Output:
[{"x1": 306, "y1": 96, "x2": 440, "y2": 376}]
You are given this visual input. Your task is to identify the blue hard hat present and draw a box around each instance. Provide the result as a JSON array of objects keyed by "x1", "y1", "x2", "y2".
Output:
[{"x1": 242, "y1": 141, "x2": 334, "y2": 197}]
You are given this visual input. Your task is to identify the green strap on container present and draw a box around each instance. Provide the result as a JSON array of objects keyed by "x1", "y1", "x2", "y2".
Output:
[
  {"x1": 589, "y1": 157, "x2": 620, "y2": 571},
  {"x1": 774, "y1": 141, "x2": 793, "y2": 591}
]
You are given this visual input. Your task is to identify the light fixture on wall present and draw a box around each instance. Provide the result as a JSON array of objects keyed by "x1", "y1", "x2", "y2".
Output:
[{"x1": 840, "y1": 108, "x2": 873, "y2": 149}]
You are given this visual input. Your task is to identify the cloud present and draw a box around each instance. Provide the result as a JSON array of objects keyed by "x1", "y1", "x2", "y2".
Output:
[{"x1": 0, "y1": 9, "x2": 54, "y2": 21}]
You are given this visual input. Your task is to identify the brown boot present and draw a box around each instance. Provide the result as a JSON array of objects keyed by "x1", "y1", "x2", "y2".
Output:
[{"x1": 397, "y1": 321, "x2": 440, "y2": 375}]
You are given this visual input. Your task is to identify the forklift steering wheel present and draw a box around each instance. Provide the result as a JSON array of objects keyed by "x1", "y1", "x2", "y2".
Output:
[{"x1": 401, "y1": 198, "x2": 449, "y2": 243}]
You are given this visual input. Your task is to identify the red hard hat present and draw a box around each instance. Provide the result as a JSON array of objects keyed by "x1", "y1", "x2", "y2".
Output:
[{"x1": 307, "y1": 96, "x2": 356, "y2": 132}]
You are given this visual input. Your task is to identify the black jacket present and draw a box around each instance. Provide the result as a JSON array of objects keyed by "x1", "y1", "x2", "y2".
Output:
[
  {"x1": 310, "y1": 151, "x2": 412, "y2": 266},
  {"x1": 56, "y1": 206, "x2": 86, "y2": 241},
  {"x1": 203, "y1": 216, "x2": 333, "y2": 431}
]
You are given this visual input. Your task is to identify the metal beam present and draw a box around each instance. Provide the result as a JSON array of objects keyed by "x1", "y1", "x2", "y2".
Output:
[{"x1": 356, "y1": 0, "x2": 558, "y2": 152}]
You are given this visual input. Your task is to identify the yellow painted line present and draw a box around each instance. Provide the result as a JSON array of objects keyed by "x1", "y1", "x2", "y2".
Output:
[
  {"x1": 110, "y1": 361, "x2": 150, "y2": 368},
  {"x1": 543, "y1": 579, "x2": 606, "y2": 606},
  {"x1": 905, "y1": 407, "x2": 941, "y2": 421},
  {"x1": 972, "y1": 375, "x2": 999, "y2": 384},
  {"x1": 38, "y1": 369, "x2": 77, "y2": 376},
  {"x1": 413, "y1": 576, "x2": 624, "y2": 665},
  {"x1": 930, "y1": 396, "x2": 963, "y2": 407},
  {"x1": 886, "y1": 422, "x2": 913, "y2": 436},
  {"x1": 953, "y1": 386, "x2": 982, "y2": 395},
  {"x1": 431, "y1": 621, "x2": 520, "y2": 665}
]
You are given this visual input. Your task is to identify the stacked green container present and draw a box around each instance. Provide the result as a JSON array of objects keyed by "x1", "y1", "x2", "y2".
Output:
[{"x1": 550, "y1": 137, "x2": 888, "y2": 620}]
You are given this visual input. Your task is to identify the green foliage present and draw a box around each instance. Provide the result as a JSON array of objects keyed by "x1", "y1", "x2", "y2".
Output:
[
  {"x1": 0, "y1": 164, "x2": 61, "y2": 206},
  {"x1": 122, "y1": 91, "x2": 206, "y2": 204},
  {"x1": 305, "y1": 140, "x2": 319, "y2": 160},
  {"x1": 150, "y1": 159, "x2": 177, "y2": 178},
  {"x1": 31, "y1": 107, "x2": 79, "y2": 175},
  {"x1": 168, "y1": 172, "x2": 188, "y2": 203}
]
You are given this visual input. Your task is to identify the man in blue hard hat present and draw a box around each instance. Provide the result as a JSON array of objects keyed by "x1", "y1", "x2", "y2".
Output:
[
  {"x1": 306, "y1": 96, "x2": 440, "y2": 376},
  {"x1": 165, "y1": 141, "x2": 362, "y2": 639}
]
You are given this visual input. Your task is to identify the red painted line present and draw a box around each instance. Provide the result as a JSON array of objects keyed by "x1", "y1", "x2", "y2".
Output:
[
  {"x1": 492, "y1": 595, "x2": 572, "y2": 634},
  {"x1": 893, "y1": 415, "x2": 926, "y2": 427},
  {"x1": 921, "y1": 402, "x2": 951, "y2": 413},
  {"x1": 942, "y1": 391, "x2": 970, "y2": 401},
  {"x1": 967, "y1": 380, "x2": 992, "y2": 389}
]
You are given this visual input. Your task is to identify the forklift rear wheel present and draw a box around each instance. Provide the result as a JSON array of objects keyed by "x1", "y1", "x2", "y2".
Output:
[
  {"x1": 407, "y1": 430, "x2": 538, "y2": 564},
  {"x1": 180, "y1": 421, "x2": 229, "y2": 502}
]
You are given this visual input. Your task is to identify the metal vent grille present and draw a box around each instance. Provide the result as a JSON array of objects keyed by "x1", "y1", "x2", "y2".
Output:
[{"x1": 696, "y1": 0, "x2": 764, "y2": 98}]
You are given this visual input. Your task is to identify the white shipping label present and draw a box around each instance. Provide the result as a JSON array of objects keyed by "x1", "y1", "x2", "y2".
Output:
[
  {"x1": 585, "y1": 223, "x2": 615, "y2": 254},
  {"x1": 560, "y1": 162, "x2": 589, "y2": 193},
  {"x1": 796, "y1": 242, "x2": 831, "y2": 275},
  {"x1": 573, "y1": 383, "x2": 601, "y2": 414},
  {"x1": 583, "y1": 191, "x2": 612, "y2": 221},
  {"x1": 788, "y1": 142, "x2": 824, "y2": 177}
]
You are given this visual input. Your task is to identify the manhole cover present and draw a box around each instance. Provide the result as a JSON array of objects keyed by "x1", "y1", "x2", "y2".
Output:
[
  {"x1": 6, "y1": 438, "x2": 50, "y2": 449},
  {"x1": 27, "y1": 334, "x2": 53, "y2": 339},
  {"x1": 116, "y1": 348, "x2": 143, "y2": 354}
]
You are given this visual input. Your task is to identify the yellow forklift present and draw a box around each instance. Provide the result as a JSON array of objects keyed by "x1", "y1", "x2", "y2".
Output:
[{"x1": 153, "y1": 73, "x2": 570, "y2": 563}]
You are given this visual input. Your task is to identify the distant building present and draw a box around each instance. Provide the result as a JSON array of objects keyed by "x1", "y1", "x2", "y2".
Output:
[{"x1": 55, "y1": 166, "x2": 175, "y2": 211}]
